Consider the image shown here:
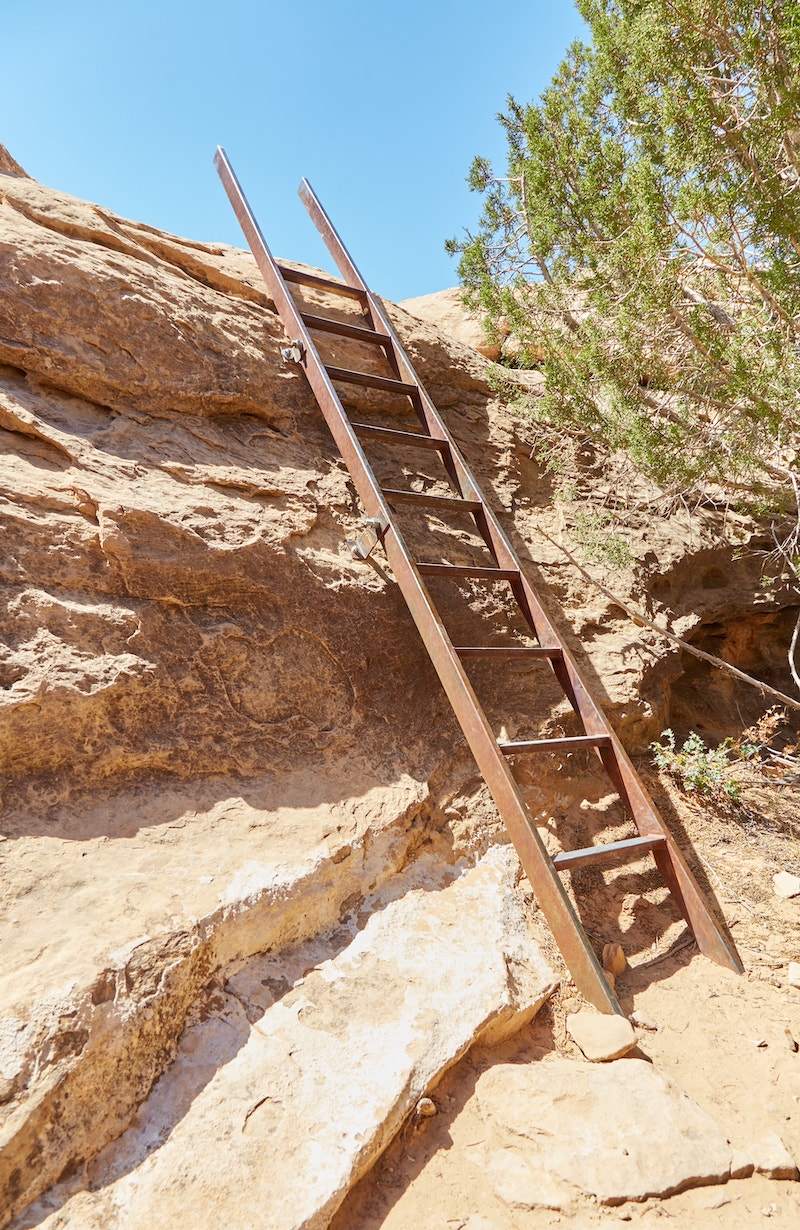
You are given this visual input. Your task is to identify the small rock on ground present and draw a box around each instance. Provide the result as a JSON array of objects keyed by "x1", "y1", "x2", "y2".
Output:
[
  {"x1": 749, "y1": 1132, "x2": 799, "y2": 1180},
  {"x1": 773, "y1": 871, "x2": 800, "y2": 899},
  {"x1": 567, "y1": 1011, "x2": 637, "y2": 1062},
  {"x1": 474, "y1": 1058, "x2": 734, "y2": 1206},
  {"x1": 602, "y1": 943, "x2": 628, "y2": 977}
]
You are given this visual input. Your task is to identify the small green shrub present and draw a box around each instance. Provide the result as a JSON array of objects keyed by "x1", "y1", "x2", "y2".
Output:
[
  {"x1": 571, "y1": 510, "x2": 632, "y2": 571},
  {"x1": 650, "y1": 729, "x2": 741, "y2": 802}
]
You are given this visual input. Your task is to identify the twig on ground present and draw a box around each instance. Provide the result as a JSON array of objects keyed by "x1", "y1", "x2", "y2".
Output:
[{"x1": 535, "y1": 526, "x2": 800, "y2": 712}]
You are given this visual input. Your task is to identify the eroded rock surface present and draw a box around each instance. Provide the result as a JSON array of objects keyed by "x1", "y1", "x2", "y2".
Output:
[
  {"x1": 475, "y1": 1058, "x2": 735, "y2": 1208},
  {"x1": 16, "y1": 847, "x2": 555, "y2": 1230},
  {"x1": 0, "y1": 157, "x2": 558, "y2": 1224},
  {"x1": 2, "y1": 150, "x2": 799, "y2": 1226}
]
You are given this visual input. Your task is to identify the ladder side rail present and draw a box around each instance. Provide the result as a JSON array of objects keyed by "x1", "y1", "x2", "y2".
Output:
[
  {"x1": 484, "y1": 509, "x2": 742, "y2": 970},
  {"x1": 298, "y1": 173, "x2": 742, "y2": 976},
  {"x1": 298, "y1": 180, "x2": 616, "y2": 669},
  {"x1": 220, "y1": 157, "x2": 621, "y2": 1013},
  {"x1": 377, "y1": 530, "x2": 621, "y2": 1014},
  {"x1": 299, "y1": 177, "x2": 366, "y2": 291},
  {"x1": 298, "y1": 179, "x2": 481, "y2": 499},
  {"x1": 215, "y1": 148, "x2": 396, "y2": 532}
]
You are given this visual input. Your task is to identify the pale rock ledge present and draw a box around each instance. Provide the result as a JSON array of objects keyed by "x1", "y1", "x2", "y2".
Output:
[{"x1": 17, "y1": 846, "x2": 556, "y2": 1230}]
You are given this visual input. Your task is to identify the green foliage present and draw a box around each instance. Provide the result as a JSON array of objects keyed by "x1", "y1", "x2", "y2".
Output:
[
  {"x1": 449, "y1": 1, "x2": 800, "y2": 508},
  {"x1": 571, "y1": 510, "x2": 633, "y2": 569},
  {"x1": 650, "y1": 729, "x2": 741, "y2": 800}
]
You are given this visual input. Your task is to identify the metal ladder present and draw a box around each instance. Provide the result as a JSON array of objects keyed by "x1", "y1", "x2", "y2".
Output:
[{"x1": 214, "y1": 148, "x2": 742, "y2": 1014}]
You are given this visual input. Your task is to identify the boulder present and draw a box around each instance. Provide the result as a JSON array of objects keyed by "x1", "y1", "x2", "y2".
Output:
[
  {"x1": 567, "y1": 1010, "x2": 638, "y2": 1062},
  {"x1": 474, "y1": 1058, "x2": 734, "y2": 1207},
  {"x1": 401, "y1": 287, "x2": 505, "y2": 360}
]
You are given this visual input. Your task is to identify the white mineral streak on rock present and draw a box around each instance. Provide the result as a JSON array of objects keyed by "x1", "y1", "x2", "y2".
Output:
[
  {"x1": 25, "y1": 847, "x2": 555, "y2": 1230},
  {"x1": 474, "y1": 1058, "x2": 734, "y2": 1209}
]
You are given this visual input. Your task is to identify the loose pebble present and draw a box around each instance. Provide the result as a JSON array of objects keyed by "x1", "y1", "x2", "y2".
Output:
[
  {"x1": 783, "y1": 1026, "x2": 798, "y2": 1053},
  {"x1": 773, "y1": 871, "x2": 800, "y2": 899},
  {"x1": 415, "y1": 1096, "x2": 437, "y2": 1118},
  {"x1": 787, "y1": 962, "x2": 800, "y2": 989},
  {"x1": 630, "y1": 1011, "x2": 658, "y2": 1032}
]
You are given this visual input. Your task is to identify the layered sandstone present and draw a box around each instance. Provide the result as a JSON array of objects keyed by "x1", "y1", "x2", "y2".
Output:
[{"x1": 2, "y1": 148, "x2": 798, "y2": 1227}]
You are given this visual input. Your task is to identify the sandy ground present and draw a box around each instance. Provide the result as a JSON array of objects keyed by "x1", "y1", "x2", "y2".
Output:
[{"x1": 332, "y1": 762, "x2": 800, "y2": 1229}]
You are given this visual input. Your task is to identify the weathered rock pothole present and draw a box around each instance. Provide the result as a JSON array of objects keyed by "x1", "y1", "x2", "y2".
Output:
[
  {"x1": 635, "y1": 541, "x2": 800, "y2": 744},
  {"x1": 671, "y1": 605, "x2": 800, "y2": 743}
]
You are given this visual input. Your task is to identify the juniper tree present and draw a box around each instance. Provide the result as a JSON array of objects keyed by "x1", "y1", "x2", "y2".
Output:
[{"x1": 448, "y1": 1, "x2": 800, "y2": 508}]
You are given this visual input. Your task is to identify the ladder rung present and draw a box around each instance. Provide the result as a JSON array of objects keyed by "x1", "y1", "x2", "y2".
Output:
[
  {"x1": 553, "y1": 834, "x2": 668, "y2": 872},
  {"x1": 499, "y1": 734, "x2": 614, "y2": 755},
  {"x1": 325, "y1": 365, "x2": 419, "y2": 397},
  {"x1": 416, "y1": 563, "x2": 519, "y2": 581},
  {"x1": 351, "y1": 423, "x2": 450, "y2": 452},
  {"x1": 383, "y1": 489, "x2": 482, "y2": 513},
  {"x1": 455, "y1": 646, "x2": 563, "y2": 660},
  {"x1": 277, "y1": 264, "x2": 367, "y2": 300},
  {"x1": 301, "y1": 313, "x2": 392, "y2": 346}
]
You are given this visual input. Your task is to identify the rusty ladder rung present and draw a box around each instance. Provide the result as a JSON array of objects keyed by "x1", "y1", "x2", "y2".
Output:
[
  {"x1": 499, "y1": 734, "x2": 613, "y2": 755},
  {"x1": 277, "y1": 263, "x2": 368, "y2": 300},
  {"x1": 383, "y1": 489, "x2": 482, "y2": 513},
  {"x1": 351, "y1": 422, "x2": 450, "y2": 451},
  {"x1": 326, "y1": 365, "x2": 419, "y2": 398},
  {"x1": 215, "y1": 147, "x2": 743, "y2": 1016},
  {"x1": 301, "y1": 312, "x2": 392, "y2": 346},
  {"x1": 455, "y1": 646, "x2": 563, "y2": 659},
  {"x1": 416, "y1": 562, "x2": 518, "y2": 581},
  {"x1": 553, "y1": 835, "x2": 668, "y2": 872}
]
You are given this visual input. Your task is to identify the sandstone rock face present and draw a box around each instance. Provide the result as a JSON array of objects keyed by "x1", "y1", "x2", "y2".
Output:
[
  {"x1": 474, "y1": 1058, "x2": 734, "y2": 1208},
  {"x1": 0, "y1": 145, "x2": 28, "y2": 177},
  {"x1": 401, "y1": 287, "x2": 506, "y2": 360},
  {"x1": 18, "y1": 847, "x2": 556, "y2": 1230},
  {"x1": 0, "y1": 158, "x2": 559, "y2": 1224},
  {"x1": 2, "y1": 151, "x2": 798, "y2": 1226}
]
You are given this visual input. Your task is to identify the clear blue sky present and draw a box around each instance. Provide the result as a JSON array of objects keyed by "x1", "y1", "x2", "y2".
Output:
[{"x1": 3, "y1": 2, "x2": 585, "y2": 301}]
